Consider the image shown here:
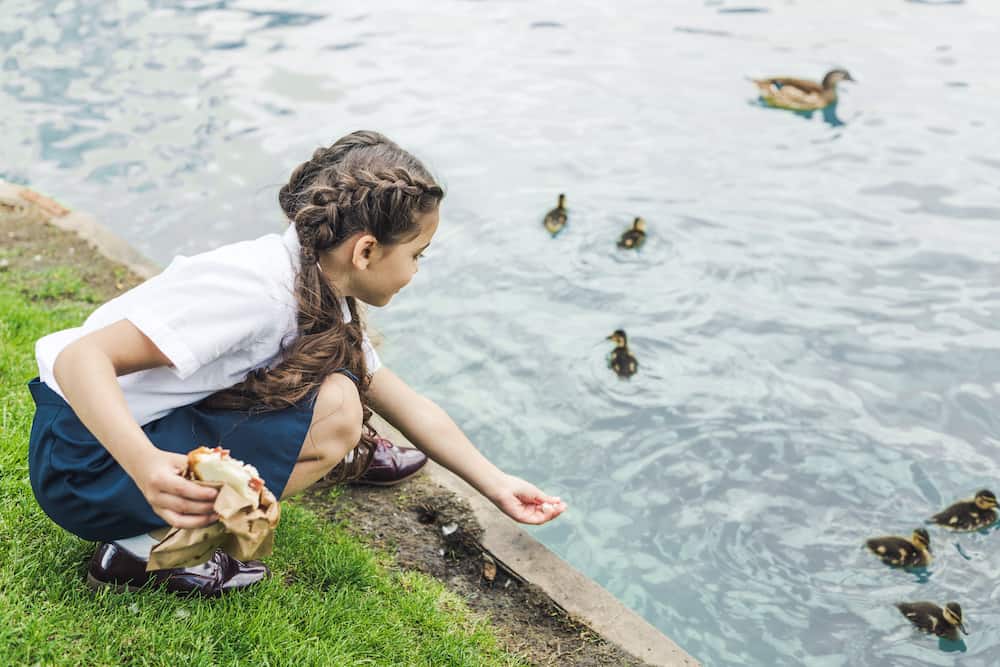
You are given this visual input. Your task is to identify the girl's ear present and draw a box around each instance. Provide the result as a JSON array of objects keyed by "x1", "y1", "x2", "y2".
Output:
[{"x1": 352, "y1": 234, "x2": 378, "y2": 268}]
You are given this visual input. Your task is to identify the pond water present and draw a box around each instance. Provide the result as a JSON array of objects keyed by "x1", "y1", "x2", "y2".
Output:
[{"x1": 4, "y1": 1, "x2": 1000, "y2": 664}]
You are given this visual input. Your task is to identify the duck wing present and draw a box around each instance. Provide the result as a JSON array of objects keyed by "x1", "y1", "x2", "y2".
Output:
[
  {"x1": 931, "y1": 501, "x2": 977, "y2": 529},
  {"x1": 754, "y1": 77, "x2": 825, "y2": 94},
  {"x1": 897, "y1": 602, "x2": 941, "y2": 633},
  {"x1": 866, "y1": 536, "x2": 919, "y2": 565},
  {"x1": 610, "y1": 349, "x2": 638, "y2": 378},
  {"x1": 618, "y1": 230, "x2": 640, "y2": 248},
  {"x1": 543, "y1": 208, "x2": 567, "y2": 232}
]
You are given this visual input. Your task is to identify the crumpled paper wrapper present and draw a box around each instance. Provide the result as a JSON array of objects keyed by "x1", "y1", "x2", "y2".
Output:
[{"x1": 147, "y1": 480, "x2": 280, "y2": 572}]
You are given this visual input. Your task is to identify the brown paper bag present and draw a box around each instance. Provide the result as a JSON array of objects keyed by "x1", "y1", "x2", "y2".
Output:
[{"x1": 147, "y1": 480, "x2": 281, "y2": 572}]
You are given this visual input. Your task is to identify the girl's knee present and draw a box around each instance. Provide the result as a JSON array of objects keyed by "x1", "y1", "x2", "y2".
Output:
[{"x1": 302, "y1": 373, "x2": 363, "y2": 463}]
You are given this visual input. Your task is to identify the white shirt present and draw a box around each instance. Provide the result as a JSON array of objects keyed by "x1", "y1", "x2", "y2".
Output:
[{"x1": 36, "y1": 225, "x2": 380, "y2": 426}]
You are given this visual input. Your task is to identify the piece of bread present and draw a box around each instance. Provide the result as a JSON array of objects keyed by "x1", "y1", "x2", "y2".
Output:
[{"x1": 187, "y1": 446, "x2": 265, "y2": 507}]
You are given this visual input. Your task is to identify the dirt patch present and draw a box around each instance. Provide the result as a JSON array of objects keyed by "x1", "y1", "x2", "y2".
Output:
[
  {"x1": 0, "y1": 196, "x2": 145, "y2": 299},
  {"x1": 304, "y1": 475, "x2": 648, "y2": 667}
]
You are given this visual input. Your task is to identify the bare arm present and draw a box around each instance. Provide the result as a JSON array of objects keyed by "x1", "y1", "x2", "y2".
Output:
[
  {"x1": 367, "y1": 366, "x2": 566, "y2": 525},
  {"x1": 53, "y1": 319, "x2": 218, "y2": 528}
]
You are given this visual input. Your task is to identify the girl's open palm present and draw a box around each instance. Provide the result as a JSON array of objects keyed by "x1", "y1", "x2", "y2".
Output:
[{"x1": 490, "y1": 474, "x2": 567, "y2": 525}]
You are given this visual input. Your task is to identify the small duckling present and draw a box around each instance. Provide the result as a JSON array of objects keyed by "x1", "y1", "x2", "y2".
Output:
[
  {"x1": 865, "y1": 528, "x2": 932, "y2": 567},
  {"x1": 606, "y1": 329, "x2": 638, "y2": 379},
  {"x1": 896, "y1": 601, "x2": 968, "y2": 642},
  {"x1": 543, "y1": 193, "x2": 567, "y2": 236},
  {"x1": 617, "y1": 217, "x2": 646, "y2": 250},
  {"x1": 930, "y1": 489, "x2": 998, "y2": 531},
  {"x1": 752, "y1": 68, "x2": 855, "y2": 111}
]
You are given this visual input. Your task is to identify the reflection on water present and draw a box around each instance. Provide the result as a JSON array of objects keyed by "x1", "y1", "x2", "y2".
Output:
[
  {"x1": 753, "y1": 98, "x2": 846, "y2": 127},
  {"x1": 4, "y1": 0, "x2": 1000, "y2": 664}
]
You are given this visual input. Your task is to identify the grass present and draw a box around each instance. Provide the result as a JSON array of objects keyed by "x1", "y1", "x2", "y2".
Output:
[{"x1": 0, "y1": 263, "x2": 526, "y2": 666}]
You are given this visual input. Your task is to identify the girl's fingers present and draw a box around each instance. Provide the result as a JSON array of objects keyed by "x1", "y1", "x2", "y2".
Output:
[
  {"x1": 155, "y1": 494, "x2": 218, "y2": 516},
  {"x1": 159, "y1": 508, "x2": 220, "y2": 529},
  {"x1": 162, "y1": 474, "x2": 219, "y2": 502}
]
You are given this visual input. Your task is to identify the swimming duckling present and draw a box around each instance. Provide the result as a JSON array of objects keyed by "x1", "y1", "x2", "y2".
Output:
[
  {"x1": 606, "y1": 329, "x2": 638, "y2": 379},
  {"x1": 930, "y1": 489, "x2": 998, "y2": 531},
  {"x1": 896, "y1": 601, "x2": 968, "y2": 642},
  {"x1": 617, "y1": 217, "x2": 646, "y2": 250},
  {"x1": 543, "y1": 193, "x2": 567, "y2": 236},
  {"x1": 752, "y1": 69, "x2": 855, "y2": 111},
  {"x1": 865, "y1": 528, "x2": 932, "y2": 567}
]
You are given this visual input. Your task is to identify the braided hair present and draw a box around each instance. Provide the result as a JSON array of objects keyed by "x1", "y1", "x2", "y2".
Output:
[{"x1": 205, "y1": 131, "x2": 444, "y2": 481}]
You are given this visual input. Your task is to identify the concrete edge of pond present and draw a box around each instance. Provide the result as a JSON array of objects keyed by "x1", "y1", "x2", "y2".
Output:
[{"x1": 1, "y1": 178, "x2": 699, "y2": 667}]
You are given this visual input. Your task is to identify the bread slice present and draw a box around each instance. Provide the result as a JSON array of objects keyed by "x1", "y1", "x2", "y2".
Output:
[{"x1": 188, "y1": 446, "x2": 264, "y2": 507}]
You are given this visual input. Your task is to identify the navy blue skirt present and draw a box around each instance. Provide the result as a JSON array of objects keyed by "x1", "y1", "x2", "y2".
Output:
[{"x1": 27, "y1": 378, "x2": 314, "y2": 542}]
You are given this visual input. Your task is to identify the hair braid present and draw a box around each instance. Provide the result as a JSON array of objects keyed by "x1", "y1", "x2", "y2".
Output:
[{"x1": 204, "y1": 131, "x2": 444, "y2": 482}]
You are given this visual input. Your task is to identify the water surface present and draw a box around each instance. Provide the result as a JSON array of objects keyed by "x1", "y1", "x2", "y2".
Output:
[{"x1": 4, "y1": 1, "x2": 1000, "y2": 664}]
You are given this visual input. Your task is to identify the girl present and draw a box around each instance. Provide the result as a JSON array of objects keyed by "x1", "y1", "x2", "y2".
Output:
[{"x1": 27, "y1": 131, "x2": 566, "y2": 595}]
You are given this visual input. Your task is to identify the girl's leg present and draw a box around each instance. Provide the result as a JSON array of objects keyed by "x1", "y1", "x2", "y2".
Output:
[{"x1": 281, "y1": 372, "x2": 363, "y2": 499}]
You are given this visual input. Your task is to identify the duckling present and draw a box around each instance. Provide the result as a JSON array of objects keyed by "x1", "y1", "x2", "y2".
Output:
[
  {"x1": 752, "y1": 69, "x2": 855, "y2": 111},
  {"x1": 617, "y1": 217, "x2": 646, "y2": 250},
  {"x1": 606, "y1": 329, "x2": 638, "y2": 379},
  {"x1": 896, "y1": 601, "x2": 968, "y2": 642},
  {"x1": 930, "y1": 489, "x2": 998, "y2": 531},
  {"x1": 865, "y1": 528, "x2": 932, "y2": 567},
  {"x1": 543, "y1": 193, "x2": 567, "y2": 236}
]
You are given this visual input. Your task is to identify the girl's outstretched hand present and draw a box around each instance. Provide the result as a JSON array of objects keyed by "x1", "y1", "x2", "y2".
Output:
[
  {"x1": 489, "y1": 474, "x2": 567, "y2": 525},
  {"x1": 131, "y1": 449, "x2": 220, "y2": 529}
]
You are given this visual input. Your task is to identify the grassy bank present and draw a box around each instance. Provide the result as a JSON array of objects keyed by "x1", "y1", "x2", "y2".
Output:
[{"x1": 0, "y1": 211, "x2": 526, "y2": 666}]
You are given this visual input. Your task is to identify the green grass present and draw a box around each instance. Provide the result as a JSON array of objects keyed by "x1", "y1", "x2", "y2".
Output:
[{"x1": 0, "y1": 265, "x2": 525, "y2": 667}]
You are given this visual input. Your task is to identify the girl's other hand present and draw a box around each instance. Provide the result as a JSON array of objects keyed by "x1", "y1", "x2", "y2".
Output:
[
  {"x1": 131, "y1": 450, "x2": 220, "y2": 529},
  {"x1": 489, "y1": 474, "x2": 567, "y2": 525}
]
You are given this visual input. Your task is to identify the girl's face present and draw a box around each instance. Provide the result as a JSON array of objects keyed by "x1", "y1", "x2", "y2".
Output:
[{"x1": 357, "y1": 207, "x2": 439, "y2": 307}]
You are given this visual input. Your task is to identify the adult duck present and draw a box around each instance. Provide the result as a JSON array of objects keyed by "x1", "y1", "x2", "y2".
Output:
[{"x1": 752, "y1": 69, "x2": 855, "y2": 111}]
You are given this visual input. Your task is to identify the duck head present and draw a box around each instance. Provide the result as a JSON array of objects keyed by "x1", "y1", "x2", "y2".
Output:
[
  {"x1": 822, "y1": 69, "x2": 855, "y2": 89},
  {"x1": 974, "y1": 489, "x2": 997, "y2": 510},
  {"x1": 557, "y1": 193, "x2": 566, "y2": 209},
  {"x1": 911, "y1": 528, "x2": 931, "y2": 553},
  {"x1": 632, "y1": 217, "x2": 647, "y2": 232},
  {"x1": 606, "y1": 329, "x2": 628, "y2": 346},
  {"x1": 943, "y1": 602, "x2": 968, "y2": 635}
]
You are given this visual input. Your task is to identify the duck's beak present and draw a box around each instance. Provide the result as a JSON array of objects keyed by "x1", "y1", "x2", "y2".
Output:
[
  {"x1": 845, "y1": 73, "x2": 856, "y2": 83},
  {"x1": 960, "y1": 622, "x2": 969, "y2": 636}
]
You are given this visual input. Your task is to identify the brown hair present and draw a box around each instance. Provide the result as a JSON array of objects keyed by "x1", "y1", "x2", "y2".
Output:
[{"x1": 205, "y1": 131, "x2": 444, "y2": 481}]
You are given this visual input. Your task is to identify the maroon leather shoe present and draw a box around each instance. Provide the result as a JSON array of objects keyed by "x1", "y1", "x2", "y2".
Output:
[
  {"x1": 350, "y1": 435, "x2": 427, "y2": 486},
  {"x1": 86, "y1": 542, "x2": 269, "y2": 597}
]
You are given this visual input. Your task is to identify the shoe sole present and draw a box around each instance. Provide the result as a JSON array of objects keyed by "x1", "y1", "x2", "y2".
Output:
[
  {"x1": 87, "y1": 571, "x2": 270, "y2": 596},
  {"x1": 350, "y1": 467, "x2": 425, "y2": 487},
  {"x1": 86, "y1": 572, "x2": 143, "y2": 593}
]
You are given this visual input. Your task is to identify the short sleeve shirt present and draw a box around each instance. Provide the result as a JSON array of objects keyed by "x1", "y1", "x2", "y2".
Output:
[{"x1": 36, "y1": 225, "x2": 381, "y2": 425}]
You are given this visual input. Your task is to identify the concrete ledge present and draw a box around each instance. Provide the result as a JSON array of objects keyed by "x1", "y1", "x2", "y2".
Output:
[
  {"x1": 5, "y1": 179, "x2": 699, "y2": 667},
  {"x1": 0, "y1": 181, "x2": 161, "y2": 281}
]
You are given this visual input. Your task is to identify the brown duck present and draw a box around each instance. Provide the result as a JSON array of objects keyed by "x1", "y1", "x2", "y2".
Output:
[
  {"x1": 753, "y1": 69, "x2": 855, "y2": 111},
  {"x1": 930, "y1": 489, "x2": 998, "y2": 531},
  {"x1": 606, "y1": 330, "x2": 638, "y2": 379},
  {"x1": 543, "y1": 193, "x2": 567, "y2": 236},
  {"x1": 617, "y1": 217, "x2": 646, "y2": 250},
  {"x1": 896, "y1": 601, "x2": 968, "y2": 642},
  {"x1": 865, "y1": 528, "x2": 931, "y2": 567}
]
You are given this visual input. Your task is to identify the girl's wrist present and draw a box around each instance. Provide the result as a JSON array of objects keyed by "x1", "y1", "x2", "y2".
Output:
[{"x1": 478, "y1": 469, "x2": 509, "y2": 503}]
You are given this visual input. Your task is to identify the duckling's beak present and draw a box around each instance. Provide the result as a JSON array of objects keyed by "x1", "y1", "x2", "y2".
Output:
[
  {"x1": 960, "y1": 622, "x2": 969, "y2": 636},
  {"x1": 845, "y1": 73, "x2": 856, "y2": 83}
]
